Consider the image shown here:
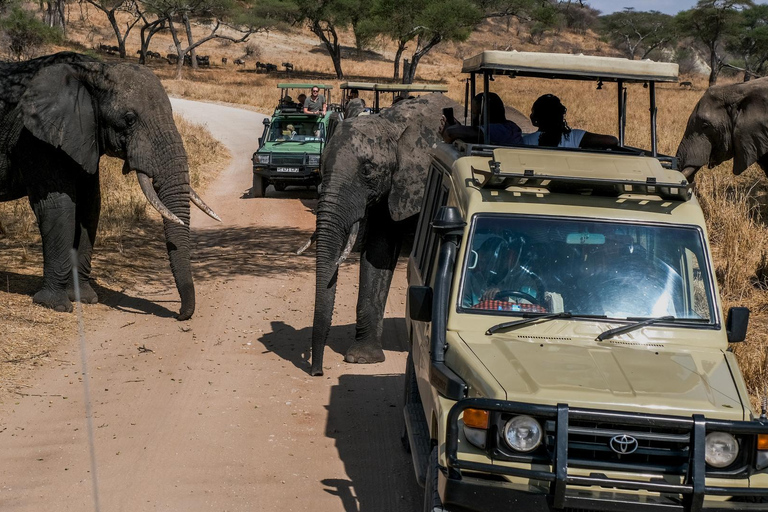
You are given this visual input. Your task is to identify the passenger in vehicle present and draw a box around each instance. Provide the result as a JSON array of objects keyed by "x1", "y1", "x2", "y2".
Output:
[
  {"x1": 523, "y1": 94, "x2": 618, "y2": 149},
  {"x1": 282, "y1": 124, "x2": 296, "y2": 138},
  {"x1": 462, "y1": 234, "x2": 545, "y2": 312},
  {"x1": 304, "y1": 87, "x2": 327, "y2": 116},
  {"x1": 440, "y1": 92, "x2": 523, "y2": 146},
  {"x1": 297, "y1": 94, "x2": 307, "y2": 108}
]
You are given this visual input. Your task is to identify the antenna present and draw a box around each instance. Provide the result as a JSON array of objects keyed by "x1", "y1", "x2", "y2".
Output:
[
  {"x1": 761, "y1": 386, "x2": 767, "y2": 420},
  {"x1": 71, "y1": 249, "x2": 102, "y2": 512}
]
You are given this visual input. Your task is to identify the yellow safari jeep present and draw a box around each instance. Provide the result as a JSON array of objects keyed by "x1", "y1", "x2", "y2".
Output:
[{"x1": 403, "y1": 51, "x2": 768, "y2": 512}]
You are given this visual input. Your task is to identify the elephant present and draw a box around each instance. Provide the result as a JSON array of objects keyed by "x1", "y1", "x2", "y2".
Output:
[
  {"x1": 307, "y1": 93, "x2": 459, "y2": 376},
  {"x1": 677, "y1": 77, "x2": 768, "y2": 181},
  {"x1": 0, "y1": 52, "x2": 219, "y2": 319}
]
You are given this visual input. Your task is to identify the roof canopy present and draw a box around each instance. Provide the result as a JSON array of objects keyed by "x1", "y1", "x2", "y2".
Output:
[
  {"x1": 374, "y1": 83, "x2": 448, "y2": 92},
  {"x1": 277, "y1": 83, "x2": 333, "y2": 89},
  {"x1": 339, "y1": 82, "x2": 378, "y2": 90},
  {"x1": 338, "y1": 82, "x2": 448, "y2": 92},
  {"x1": 462, "y1": 51, "x2": 679, "y2": 83}
]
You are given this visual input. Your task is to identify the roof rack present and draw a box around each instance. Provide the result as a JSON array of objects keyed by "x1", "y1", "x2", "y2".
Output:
[{"x1": 471, "y1": 148, "x2": 691, "y2": 202}]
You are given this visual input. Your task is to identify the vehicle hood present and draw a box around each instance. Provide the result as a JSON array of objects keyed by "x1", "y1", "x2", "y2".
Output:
[{"x1": 457, "y1": 332, "x2": 745, "y2": 420}]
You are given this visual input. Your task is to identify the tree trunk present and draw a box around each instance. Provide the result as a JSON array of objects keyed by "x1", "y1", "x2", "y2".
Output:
[
  {"x1": 708, "y1": 44, "x2": 719, "y2": 87},
  {"x1": 183, "y1": 14, "x2": 198, "y2": 70},
  {"x1": 404, "y1": 34, "x2": 441, "y2": 84},
  {"x1": 139, "y1": 18, "x2": 166, "y2": 65},
  {"x1": 107, "y1": 11, "x2": 127, "y2": 58},
  {"x1": 393, "y1": 41, "x2": 406, "y2": 80},
  {"x1": 312, "y1": 21, "x2": 344, "y2": 79}
]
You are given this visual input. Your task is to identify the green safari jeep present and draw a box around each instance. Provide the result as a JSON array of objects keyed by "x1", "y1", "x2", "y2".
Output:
[{"x1": 251, "y1": 83, "x2": 335, "y2": 197}]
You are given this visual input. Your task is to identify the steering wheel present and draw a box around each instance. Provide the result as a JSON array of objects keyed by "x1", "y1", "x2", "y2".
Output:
[{"x1": 492, "y1": 289, "x2": 545, "y2": 307}]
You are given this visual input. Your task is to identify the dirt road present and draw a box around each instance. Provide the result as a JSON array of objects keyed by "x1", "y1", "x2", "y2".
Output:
[{"x1": 0, "y1": 98, "x2": 421, "y2": 511}]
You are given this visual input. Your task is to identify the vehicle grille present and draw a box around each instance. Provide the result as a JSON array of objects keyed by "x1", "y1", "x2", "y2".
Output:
[
  {"x1": 548, "y1": 419, "x2": 691, "y2": 474},
  {"x1": 270, "y1": 153, "x2": 305, "y2": 166}
]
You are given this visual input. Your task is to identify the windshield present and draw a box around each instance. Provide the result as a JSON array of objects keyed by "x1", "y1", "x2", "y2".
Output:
[
  {"x1": 459, "y1": 215, "x2": 715, "y2": 322},
  {"x1": 266, "y1": 119, "x2": 325, "y2": 143}
]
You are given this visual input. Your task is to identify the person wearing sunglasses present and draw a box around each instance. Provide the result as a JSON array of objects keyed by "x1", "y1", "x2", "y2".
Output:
[{"x1": 303, "y1": 87, "x2": 327, "y2": 116}]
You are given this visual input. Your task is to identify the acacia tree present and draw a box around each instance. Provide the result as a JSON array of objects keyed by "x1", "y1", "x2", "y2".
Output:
[
  {"x1": 85, "y1": 0, "x2": 141, "y2": 58},
  {"x1": 145, "y1": 0, "x2": 281, "y2": 77},
  {"x1": 600, "y1": 9, "x2": 676, "y2": 60},
  {"x1": 0, "y1": 4, "x2": 62, "y2": 60},
  {"x1": 293, "y1": 0, "x2": 357, "y2": 78},
  {"x1": 725, "y1": 4, "x2": 768, "y2": 80},
  {"x1": 677, "y1": 0, "x2": 753, "y2": 86}
]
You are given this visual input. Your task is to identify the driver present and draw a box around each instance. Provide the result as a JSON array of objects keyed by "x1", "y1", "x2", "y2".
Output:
[{"x1": 463, "y1": 234, "x2": 543, "y2": 310}]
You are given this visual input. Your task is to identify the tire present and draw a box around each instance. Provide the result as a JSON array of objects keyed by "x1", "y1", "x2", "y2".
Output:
[
  {"x1": 274, "y1": 182, "x2": 286, "y2": 192},
  {"x1": 401, "y1": 353, "x2": 416, "y2": 452},
  {"x1": 252, "y1": 175, "x2": 267, "y2": 198},
  {"x1": 424, "y1": 447, "x2": 447, "y2": 512}
]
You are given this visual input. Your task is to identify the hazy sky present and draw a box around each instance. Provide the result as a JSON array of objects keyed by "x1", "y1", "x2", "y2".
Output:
[{"x1": 588, "y1": 0, "x2": 768, "y2": 15}]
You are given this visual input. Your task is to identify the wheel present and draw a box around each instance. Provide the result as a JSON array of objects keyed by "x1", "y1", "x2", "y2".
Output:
[
  {"x1": 274, "y1": 182, "x2": 286, "y2": 192},
  {"x1": 424, "y1": 447, "x2": 447, "y2": 512},
  {"x1": 252, "y1": 175, "x2": 267, "y2": 197}
]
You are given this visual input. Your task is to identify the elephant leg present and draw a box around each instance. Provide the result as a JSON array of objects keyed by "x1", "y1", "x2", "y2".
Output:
[
  {"x1": 68, "y1": 173, "x2": 100, "y2": 304},
  {"x1": 345, "y1": 206, "x2": 402, "y2": 364},
  {"x1": 29, "y1": 191, "x2": 77, "y2": 312}
]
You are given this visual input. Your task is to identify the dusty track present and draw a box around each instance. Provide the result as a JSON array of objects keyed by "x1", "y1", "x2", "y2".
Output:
[{"x1": 0, "y1": 98, "x2": 420, "y2": 511}]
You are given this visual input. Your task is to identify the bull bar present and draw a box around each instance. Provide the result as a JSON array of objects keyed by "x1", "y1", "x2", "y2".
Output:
[{"x1": 445, "y1": 398, "x2": 768, "y2": 511}]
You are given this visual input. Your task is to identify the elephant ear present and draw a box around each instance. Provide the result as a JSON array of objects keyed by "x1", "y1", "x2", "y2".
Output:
[
  {"x1": 388, "y1": 95, "x2": 458, "y2": 221},
  {"x1": 732, "y1": 94, "x2": 768, "y2": 175},
  {"x1": 21, "y1": 63, "x2": 99, "y2": 174}
]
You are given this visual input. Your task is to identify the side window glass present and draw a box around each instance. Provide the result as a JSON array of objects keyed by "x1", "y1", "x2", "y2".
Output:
[
  {"x1": 684, "y1": 248, "x2": 709, "y2": 319},
  {"x1": 412, "y1": 166, "x2": 441, "y2": 276},
  {"x1": 423, "y1": 186, "x2": 449, "y2": 285}
]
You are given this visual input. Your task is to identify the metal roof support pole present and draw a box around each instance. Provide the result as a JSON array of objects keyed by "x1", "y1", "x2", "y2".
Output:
[
  {"x1": 470, "y1": 73, "x2": 476, "y2": 126},
  {"x1": 617, "y1": 79, "x2": 625, "y2": 146},
  {"x1": 649, "y1": 81, "x2": 658, "y2": 157},
  {"x1": 483, "y1": 71, "x2": 490, "y2": 144},
  {"x1": 374, "y1": 91, "x2": 380, "y2": 113},
  {"x1": 464, "y1": 79, "x2": 469, "y2": 125}
]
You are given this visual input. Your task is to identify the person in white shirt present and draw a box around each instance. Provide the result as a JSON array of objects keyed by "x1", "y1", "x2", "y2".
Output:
[{"x1": 522, "y1": 94, "x2": 618, "y2": 149}]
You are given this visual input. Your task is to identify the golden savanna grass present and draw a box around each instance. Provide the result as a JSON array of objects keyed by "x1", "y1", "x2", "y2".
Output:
[
  {"x1": 0, "y1": 116, "x2": 227, "y2": 397},
  {"x1": 5, "y1": 7, "x2": 768, "y2": 406}
]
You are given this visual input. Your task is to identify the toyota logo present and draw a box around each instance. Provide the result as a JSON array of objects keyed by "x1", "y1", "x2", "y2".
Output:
[{"x1": 609, "y1": 435, "x2": 639, "y2": 455}]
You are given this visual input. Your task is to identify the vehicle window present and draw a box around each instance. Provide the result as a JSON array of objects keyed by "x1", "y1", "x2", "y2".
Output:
[
  {"x1": 412, "y1": 165, "x2": 449, "y2": 284},
  {"x1": 266, "y1": 120, "x2": 325, "y2": 143},
  {"x1": 459, "y1": 215, "x2": 716, "y2": 322}
]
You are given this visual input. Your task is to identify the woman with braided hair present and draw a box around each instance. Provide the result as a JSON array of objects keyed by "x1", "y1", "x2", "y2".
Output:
[{"x1": 523, "y1": 94, "x2": 618, "y2": 149}]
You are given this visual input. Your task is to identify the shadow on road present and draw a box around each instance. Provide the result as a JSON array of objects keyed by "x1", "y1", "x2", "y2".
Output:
[
  {"x1": 257, "y1": 318, "x2": 408, "y2": 374},
  {"x1": 323, "y1": 373, "x2": 422, "y2": 512}
]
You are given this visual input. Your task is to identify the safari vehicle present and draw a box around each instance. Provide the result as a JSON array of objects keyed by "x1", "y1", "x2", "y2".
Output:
[
  {"x1": 403, "y1": 50, "x2": 768, "y2": 512},
  {"x1": 251, "y1": 83, "x2": 334, "y2": 197},
  {"x1": 339, "y1": 82, "x2": 449, "y2": 114}
]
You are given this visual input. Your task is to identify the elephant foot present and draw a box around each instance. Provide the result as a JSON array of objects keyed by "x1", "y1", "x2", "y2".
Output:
[
  {"x1": 344, "y1": 344, "x2": 385, "y2": 364},
  {"x1": 68, "y1": 280, "x2": 98, "y2": 304},
  {"x1": 33, "y1": 288, "x2": 73, "y2": 313}
]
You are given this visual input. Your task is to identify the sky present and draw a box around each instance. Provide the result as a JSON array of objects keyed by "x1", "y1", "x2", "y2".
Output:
[{"x1": 587, "y1": 0, "x2": 768, "y2": 15}]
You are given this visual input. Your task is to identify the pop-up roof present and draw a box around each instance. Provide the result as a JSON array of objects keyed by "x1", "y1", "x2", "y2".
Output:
[{"x1": 462, "y1": 51, "x2": 679, "y2": 83}]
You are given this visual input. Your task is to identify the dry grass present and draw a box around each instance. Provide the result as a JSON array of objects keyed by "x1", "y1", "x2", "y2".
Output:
[
  {"x1": 5, "y1": 6, "x2": 768, "y2": 407},
  {"x1": 0, "y1": 115, "x2": 228, "y2": 399}
]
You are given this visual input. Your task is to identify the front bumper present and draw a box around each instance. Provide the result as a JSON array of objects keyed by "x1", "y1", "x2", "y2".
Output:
[
  {"x1": 443, "y1": 399, "x2": 768, "y2": 512},
  {"x1": 253, "y1": 165, "x2": 321, "y2": 183}
]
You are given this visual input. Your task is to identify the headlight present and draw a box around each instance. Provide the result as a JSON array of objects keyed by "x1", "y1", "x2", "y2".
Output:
[
  {"x1": 308, "y1": 155, "x2": 320, "y2": 166},
  {"x1": 705, "y1": 432, "x2": 739, "y2": 468},
  {"x1": 503, "y1": 415, "x2": 542, "y2": 453},
  {"x1": 257, "y1": 154, "x2": 270, "y2": 164}
]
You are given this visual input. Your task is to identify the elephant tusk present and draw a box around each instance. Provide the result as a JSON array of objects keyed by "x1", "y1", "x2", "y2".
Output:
[
  {"x1": 190, "y1": 187, "x2": 221, "y2": 222},
  {"x1": 297, "y1": 231, "x2": 317, "y2": 255},
  {"x1": 336, "y1": 222, "x2": 359, "y2": 267},
  {"x1": 681, "y1": 166, "x2": 699, "y2": 180},
  {"x1": 137, "y1": 173, "x2": 184, "y2": 226}
]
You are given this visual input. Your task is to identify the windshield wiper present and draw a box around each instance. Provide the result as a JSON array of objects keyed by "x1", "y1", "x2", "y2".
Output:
[
  {"x1": 596, "y1": 316, "x2": 676, "y2": 341},
  {"x1": 486, "y1": 312, "x2": 578, "y2": 335}
]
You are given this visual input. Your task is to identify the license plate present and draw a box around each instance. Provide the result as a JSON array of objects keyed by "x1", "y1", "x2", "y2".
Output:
[{"x1": 276, "y1": 167, "x2": 300, "y2": 173}]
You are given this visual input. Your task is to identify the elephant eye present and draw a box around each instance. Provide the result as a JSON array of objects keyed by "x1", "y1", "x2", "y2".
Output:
[
  {"x1": 361, "y1": 161, "x2": 375, "y2": 177},
  {"x1": 124, "y1": 111, "x2": 137, "y2": 126}
]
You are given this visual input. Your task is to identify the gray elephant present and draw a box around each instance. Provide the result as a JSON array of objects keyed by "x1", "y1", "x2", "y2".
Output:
[
  {"x1": 677, "y1": 77, "x2": 768, "y2": 180},
  {"x1": 0, "y1": 52, "x2": 218, "y2": 319},
  {"x1": 308, "y1": 93, "x2": 458, "y2": 376}
]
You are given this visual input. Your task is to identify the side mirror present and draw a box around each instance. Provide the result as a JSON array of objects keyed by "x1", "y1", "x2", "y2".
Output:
[
  {"x1": 408, "y1": 285, "x2": 433, "y2": 323},
  {"x1": 726, "y1": 307, "x2": 749, "y2": 343}
]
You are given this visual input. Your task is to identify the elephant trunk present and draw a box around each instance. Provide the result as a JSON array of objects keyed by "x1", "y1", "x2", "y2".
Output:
[
  {"x1": 134, "y1": 135, "x2": 195, "y2": 320},
  {"x1": 310, "y1": 190, "x2": 366, "y2": 376}
]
